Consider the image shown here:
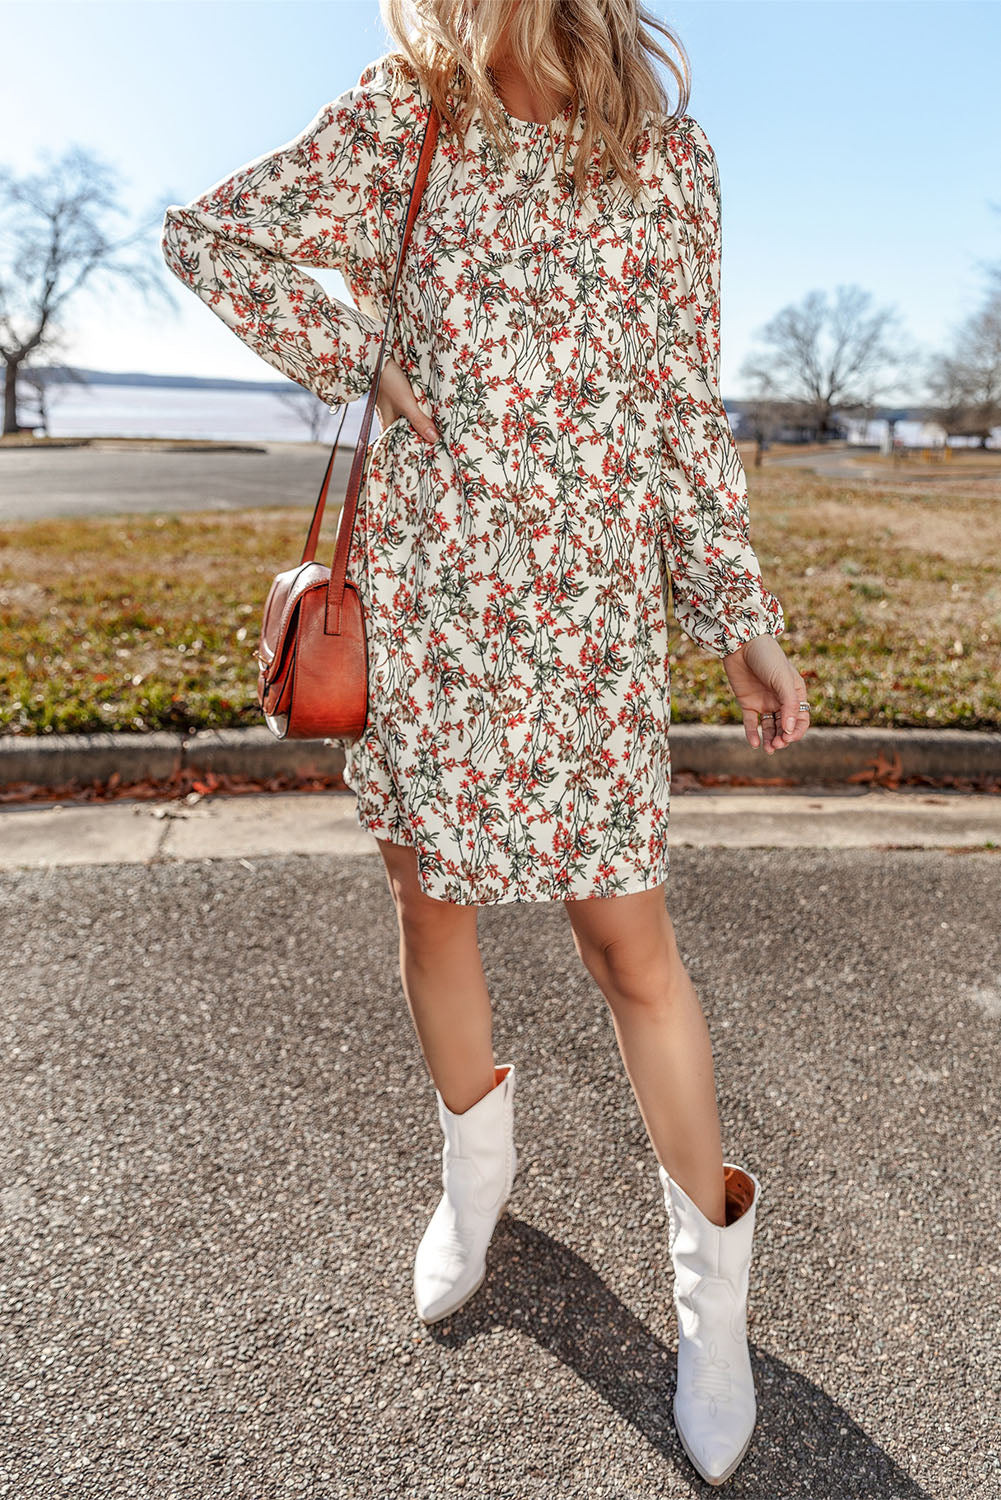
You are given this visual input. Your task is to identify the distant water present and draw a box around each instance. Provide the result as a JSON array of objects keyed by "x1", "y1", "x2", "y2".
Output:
[
  {"x1": 36, "y1": 382, "x2": 369, "y2": 445},
  {"x1": 28, "y1": 379, "x2": 994, "y2": 451}
]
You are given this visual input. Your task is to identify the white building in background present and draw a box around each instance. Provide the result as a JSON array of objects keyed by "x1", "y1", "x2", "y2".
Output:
[{"x1": 842, "y1": 415, "x2": 1001, "y2": 451}]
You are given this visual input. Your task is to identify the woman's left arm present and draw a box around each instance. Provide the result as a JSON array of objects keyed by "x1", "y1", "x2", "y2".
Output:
[
  {"x1": 660, "y1": 118, "x2": 810, "y2": 751},
  {"x1": 659, "y1": 117, "x2": 785, "y2": 659}
]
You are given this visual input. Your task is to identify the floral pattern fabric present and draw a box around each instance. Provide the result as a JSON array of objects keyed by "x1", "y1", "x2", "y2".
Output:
[{"x1": 161, "y1": 53, "x2": 785, "y2": 906}]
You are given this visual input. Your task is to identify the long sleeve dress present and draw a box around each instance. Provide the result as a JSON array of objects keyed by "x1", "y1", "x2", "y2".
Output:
[{"x1": 161, "y1": 52, "x2": 785, "y2": 906}]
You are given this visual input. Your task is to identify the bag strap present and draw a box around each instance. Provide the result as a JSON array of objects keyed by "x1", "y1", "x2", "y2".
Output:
[{"x1": 295, "y1": 101, "x2": 441, "y2": 636}]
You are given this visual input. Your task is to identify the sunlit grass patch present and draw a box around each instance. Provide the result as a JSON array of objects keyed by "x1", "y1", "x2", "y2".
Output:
[{"x1": 2, "y1": 459, "x2": 1001, "y2": 735}]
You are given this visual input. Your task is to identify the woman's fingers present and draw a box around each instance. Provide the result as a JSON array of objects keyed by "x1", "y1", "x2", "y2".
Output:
[
  {"x1": 745, "y1": 705, "x2": 782, "y2": 753},
  {"x1": 377, "y1": 359, "x2": 440, "y2": 444},
  {"x1": 760, "y1": 710, "x2": 780, "y2": 753},
  {"x1": 399, "y1": 385, "x2": 439, "y2": 442},
  {"x1": 768, "y1": 673, "x2": 811, "y2": 749},
  {"x1": 742, "y1": 707, "x2": 762, "y2": 748},
  {"x1": 779, "y1": 690, "x2": 803, "y2": 737},
  {"x1": 411, "y1": 408, "x2": 440, "y2": 443}
]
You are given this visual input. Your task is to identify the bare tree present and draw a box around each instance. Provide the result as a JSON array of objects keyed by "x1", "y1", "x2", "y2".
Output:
[
  {"x1": 925, "y1": 267, "x2": 1001, "y2": 447},
  {"x1": 14, "y1": 332, "x2": 90, "y2": 438},
  {"x1": 738, "y1": 284, "x2": 914, "y2": 442},
  {"x1": 731, "y1": 371, "x2": 786, "y2": 467},
  {"x1": 0, "y1": 145, "x2": 170, "y2": 436},
  {"x1": 276, "y1": 387, "x2": 345, "y2": 444}
]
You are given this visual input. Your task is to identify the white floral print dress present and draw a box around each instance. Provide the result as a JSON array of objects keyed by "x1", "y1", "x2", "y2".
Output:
[{"x1": 161, "y1": 53, "x2": 785, "y2": 906}]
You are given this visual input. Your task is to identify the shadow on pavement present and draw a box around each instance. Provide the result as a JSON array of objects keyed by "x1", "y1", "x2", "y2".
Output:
[{"x1": 427, "y1": 1214, "x2": 933, "y2": 1499}]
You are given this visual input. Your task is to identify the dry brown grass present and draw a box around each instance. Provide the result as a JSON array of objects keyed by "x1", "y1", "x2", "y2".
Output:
[{"x1": 2, "y1": 453, "x2": 1000, "y2": 735}]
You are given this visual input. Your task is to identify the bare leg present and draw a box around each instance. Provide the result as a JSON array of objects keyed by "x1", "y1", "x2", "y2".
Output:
[
  {"x1": 376, "y1": 838, "x2": 496, "y2": 1114},
  {"x1": 565, "y1": 884, "x2": 726, "y2": 1227}
]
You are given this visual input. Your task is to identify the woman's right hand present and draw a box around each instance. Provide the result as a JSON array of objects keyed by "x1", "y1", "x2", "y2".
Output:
[{"x1": 375, "y1": 358, "x2": 439, "y2": 444}]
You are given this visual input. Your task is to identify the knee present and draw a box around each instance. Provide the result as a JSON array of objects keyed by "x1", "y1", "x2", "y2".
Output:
[{"x1": 578, "y1": 929, "x2": 679, "y2": 1014}]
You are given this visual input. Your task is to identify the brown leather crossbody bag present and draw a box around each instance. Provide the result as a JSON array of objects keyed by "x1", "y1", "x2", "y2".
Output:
[{"x1": 255, "y1": 103, "x2": 441, "y2": 741}]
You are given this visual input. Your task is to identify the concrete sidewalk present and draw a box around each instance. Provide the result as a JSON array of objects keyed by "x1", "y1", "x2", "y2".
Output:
[{"x1": 2, "y1": 784, "x2": 1000, "y2": 868}]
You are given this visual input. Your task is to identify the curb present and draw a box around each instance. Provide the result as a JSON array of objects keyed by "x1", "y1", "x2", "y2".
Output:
[
  {"x1": 0, "y1": 728, "x2": 341, "y2": 789},
  {"x1": 1, "y1": 724, "x2": 1000, "y2": 792},
  {"x1": 666, "y1": 724, "x2": 1001, "y2": 784}
]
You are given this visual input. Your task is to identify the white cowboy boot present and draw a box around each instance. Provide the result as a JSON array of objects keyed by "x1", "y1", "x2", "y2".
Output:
[
  {"x1": 659, "y1": 1159, "x2": 761, "y2": 1486},
  {"x1": 414, "y1": 1062, "x2": 518, "y2": 1324}
]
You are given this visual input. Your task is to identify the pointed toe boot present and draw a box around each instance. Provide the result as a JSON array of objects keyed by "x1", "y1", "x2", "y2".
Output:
[
  {"x1": 414, "y1": 1062, "x2": 517, "y2": 1324},
  {"x1": 659, "y1": 1160, "x2": 761, "y2": 1487}
]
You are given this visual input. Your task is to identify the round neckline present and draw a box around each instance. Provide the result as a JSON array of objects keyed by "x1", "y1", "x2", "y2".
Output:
[
  {"x1": 497, "y1": 94, "x2": 576, "y2": 133},
  {"x1": 481, "y1": 70, "x2": 577, "y2": 135}
]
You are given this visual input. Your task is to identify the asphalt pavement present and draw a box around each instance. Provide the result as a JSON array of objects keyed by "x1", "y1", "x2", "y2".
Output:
[
  {"x1": 0, "y1": 441, "x2": 354, "y2": 521},
  {"x1": 0, "y1": 799, "x2": 998, "y2": 1498}
]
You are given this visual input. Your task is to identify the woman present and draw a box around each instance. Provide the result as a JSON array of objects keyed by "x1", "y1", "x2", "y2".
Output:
[{"x1": 161, "y1": 0, "x2": 811, "y2": 1485}]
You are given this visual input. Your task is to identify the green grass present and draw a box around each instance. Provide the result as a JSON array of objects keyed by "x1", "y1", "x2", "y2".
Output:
[{"x1": 2, "y1": 458, "x2": 1000, "y2": 735}]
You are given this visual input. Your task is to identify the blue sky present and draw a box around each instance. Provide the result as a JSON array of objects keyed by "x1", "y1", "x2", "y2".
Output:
[{"x1": 5, "y1": 0, "x2": 999, "y2": 398}]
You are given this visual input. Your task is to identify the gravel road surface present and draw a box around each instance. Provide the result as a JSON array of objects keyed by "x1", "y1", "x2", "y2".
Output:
[{"x1": 1, "y1": 849, "x2": 998, "y2": 1498}]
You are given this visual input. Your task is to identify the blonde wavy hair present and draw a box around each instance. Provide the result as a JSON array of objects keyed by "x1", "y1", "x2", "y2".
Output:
[{"x1": 378, "y1": 0, "x2": 691, "y2": 202}]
